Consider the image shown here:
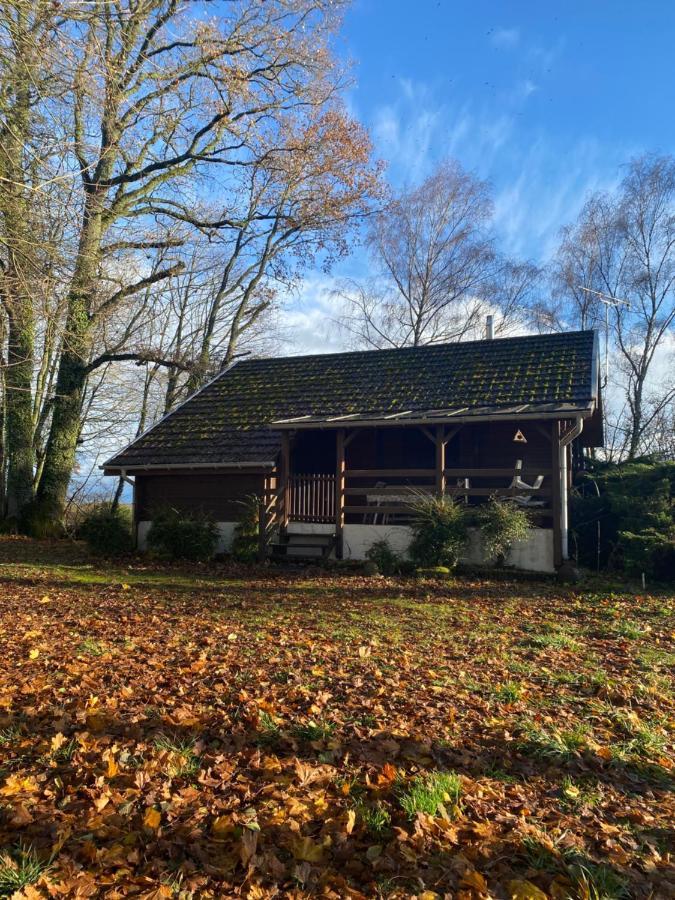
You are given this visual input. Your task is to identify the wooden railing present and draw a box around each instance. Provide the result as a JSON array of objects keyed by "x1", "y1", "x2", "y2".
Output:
[
  {"x1": 259, "y1": 463, "x2": 554, "y2": 557},
  {"x1": 343, "y1": 466, "x2": 552, "y2": 522},
  {"x1": 288, "y1": 473, "x2": 336, "y2": 523}
]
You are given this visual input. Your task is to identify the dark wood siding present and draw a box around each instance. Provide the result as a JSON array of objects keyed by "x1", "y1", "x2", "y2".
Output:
[{"x1": 135, "y1": 473, "x2": 266, "y2": 521}]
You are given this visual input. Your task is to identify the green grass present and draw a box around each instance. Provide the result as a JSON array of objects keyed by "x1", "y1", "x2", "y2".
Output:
[
  {"x1": 257, "y1": 711, "x2": 283, "y2": 747},
  {"x1": 0, "y1": 725, "x2": 21, "y2": 746},
  {"x1": 292, "y1": 720, "x2": 335, "y2": 743},
  {"x1": 494, "y1": 680, "x2": 522, "y2": 702},
  {"x1": 521, "y1": 837, "x2": 630, "y2": 899},
  {"x1": 153, "y1": 734, "x2": 201, "y2": 778},
  {"x1": 356, "y1": 800, "x2": 392, "y2": 836},
  {"x1": 398, "y1": 771, "x2": 461, "y2": 819},
  {"x1": 77, "y1": 637, "x2": 107, "y2": 656},
  {"x1": 0, "y1": 844, "x2": 52, "y2": 895},
  {"x1": 517, "y1": 723, "x2": 588, "y2": 760},
  {"x1": 523, "y1": 629, "x2": 581, "y2": 651},
  {"x1": 612, "y1": 620, "x2": 650, "y2": 640}
]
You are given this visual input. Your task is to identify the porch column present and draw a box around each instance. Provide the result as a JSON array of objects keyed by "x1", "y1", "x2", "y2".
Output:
[
  {"x1": 280, "y1": 431, "x2": 291, "y2": 533},
  {"x1": 551, "y1": 420, "x2": 563, "y2": 568},
  {"x1": 435, "y1": 425, "x2": 446, "y2": 495},
  {"x1": 335, "y1": 428, "x2": 345, "y2": 558}
]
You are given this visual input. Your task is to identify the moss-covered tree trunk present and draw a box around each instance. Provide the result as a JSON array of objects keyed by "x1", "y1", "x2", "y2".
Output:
[
  {"x1": 4, "y1": 306, "x2": 35, "y2": 518},
  {"x1": 35, "y1": 195, "x2": 104, "y2": 522},
  {"x1": 0, "y1": 10, "x2": 37, "y2": 521}
]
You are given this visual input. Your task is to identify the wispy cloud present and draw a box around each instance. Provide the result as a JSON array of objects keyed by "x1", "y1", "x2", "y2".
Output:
[
  {"x1": 491, "y1": 27, "x2": 520, "y2": 48},
  {"x1": 277, "y1": 274, "x2": 351, "y2": 356},
  {"x1": 372, "y1": 80, "x2": 442, "y2": 182}
]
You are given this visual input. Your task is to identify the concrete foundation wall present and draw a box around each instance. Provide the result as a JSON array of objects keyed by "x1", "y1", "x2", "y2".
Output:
[{"x1": 138, "y1": 520, "x2": 554, "y2": 573}]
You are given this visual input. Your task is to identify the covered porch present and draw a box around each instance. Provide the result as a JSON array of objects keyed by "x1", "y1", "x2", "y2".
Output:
[{"x1": 259, "y1": 416, "x2": 584, "y2": 569}]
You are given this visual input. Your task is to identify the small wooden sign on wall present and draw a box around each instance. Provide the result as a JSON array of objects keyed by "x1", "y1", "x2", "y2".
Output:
[{"x1": 513, "y1": 429, "x2": 527, "y2": 443}]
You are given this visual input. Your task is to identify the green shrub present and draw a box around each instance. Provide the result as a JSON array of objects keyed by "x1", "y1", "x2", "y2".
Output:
[
  {"x1": 475, "y1": 498, "x2": 530, "y2": 565},
  {"x1": 17, "y1": 499, "x2": 63, "y2": 538},
  {"x1": 618, "y1": 528, "x2": 675, "y2": 580},
  {"x1": 231, "y1": 494, "x2": 260, "y2": 563},
  {"x1": 407, "y1": 493, "x2": 468, "y2": 569},
  {"x1": 365, "y1": 538, "x2": 402, "y2": 575},
  {"x1": 571, "y1": 457, "x2": 674, "y2": 581},
  {"x1": 78, "y1": 504, "x2": 134, "y2": 556},
  {"x1": 146, "y1": 506, "x2": 218, "y2": 561}
]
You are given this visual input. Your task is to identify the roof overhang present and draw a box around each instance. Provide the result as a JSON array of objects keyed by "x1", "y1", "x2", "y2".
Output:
[
  {"x1": 270, "y1": 401, "x2": 597, "y2": 431},
  {"x1": 102, "y1": 460, "x2": 276, "y2": 475}
]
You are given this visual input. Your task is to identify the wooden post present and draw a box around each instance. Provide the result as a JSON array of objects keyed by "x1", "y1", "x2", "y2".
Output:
[
  {"x1": 551, "y1": 420, "x2": 563, "y2": 568},
  {"x1": 335, "y1": 429, "x2": 345, "y2": 558},
  {"x1": 280, "y1": 431, "x2": 290, "y2": 533},
  {"x1": 258, "y1": 497, "x2": 267, "y2": 562},
  {"x1": 435, "y1": 425, "x2": 446, "y2": 496}
]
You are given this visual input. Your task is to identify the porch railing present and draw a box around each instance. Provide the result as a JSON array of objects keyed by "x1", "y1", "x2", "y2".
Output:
[
  {"x1": 343, "y1": 466, "x2": 552, "y2": 523},
  {"x1": 258, "y1": 462, "x2": 555, "y2": 558},
  {"x1": 288, "y1": 473, "x2": 336, "y2": 523}
]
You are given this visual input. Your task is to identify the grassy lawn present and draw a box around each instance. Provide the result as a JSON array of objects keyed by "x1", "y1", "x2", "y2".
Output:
[{"x1": 0, "y1": 537, "x2": 672, "y2": 898}]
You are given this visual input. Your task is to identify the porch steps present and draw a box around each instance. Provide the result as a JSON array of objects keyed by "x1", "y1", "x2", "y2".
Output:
[{"x1": 269, "y1": 532, "x2": 336, "y2": 561}]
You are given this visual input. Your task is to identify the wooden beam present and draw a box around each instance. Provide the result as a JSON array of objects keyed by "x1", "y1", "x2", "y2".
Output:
[
  {"x1": 551, "y1": 420, "x2": 563, "y2": 568},
  {"x1": 345, "y1": 468, "x2": 436, "y2": 478},
  {"x1": 335, "y1": 429, "x2": 345, "y2": 559},
  {"x1": 419, "y1": 425, "x2": 436, "y2": 444},
  {"x1": 435, "y1": 425, "x2": 446, "y2": 495},
  {"x1": 344, "y1": 428, "x2": 357, "y2": 448},
  {"x1": 280, "y1": 431, "x2": 291, "y2": 532}
]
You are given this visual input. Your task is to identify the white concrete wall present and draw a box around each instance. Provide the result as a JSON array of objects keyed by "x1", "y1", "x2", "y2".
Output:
[
  {"x1": 462, "y1": 526, "x2": 554, "y2": 573},
  {"x1": 138, "y1": 519, "x2": 554, "y2": 573}
]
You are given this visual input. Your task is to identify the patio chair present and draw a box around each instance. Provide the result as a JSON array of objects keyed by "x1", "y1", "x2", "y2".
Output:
[{"x1": 509, "y1": 461, "x2": 545, "y2": 507}]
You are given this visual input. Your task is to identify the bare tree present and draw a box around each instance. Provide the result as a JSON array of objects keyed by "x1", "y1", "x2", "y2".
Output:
[
  {"x1": 339, "y1": 159, "x2": 535, "y2": 348},
  {"x1": 551, "y1": 155, "x2": 675, "y2": 459}
]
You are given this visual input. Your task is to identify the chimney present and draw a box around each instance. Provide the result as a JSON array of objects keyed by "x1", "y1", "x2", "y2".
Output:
[{"x1": 485, "y1": 314, "x2": 494, "y2": 340}]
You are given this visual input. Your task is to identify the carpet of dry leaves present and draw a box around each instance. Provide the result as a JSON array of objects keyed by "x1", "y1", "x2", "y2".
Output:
[{"x1": 0, "y1": 538, "x2": 672, "y2": 899}]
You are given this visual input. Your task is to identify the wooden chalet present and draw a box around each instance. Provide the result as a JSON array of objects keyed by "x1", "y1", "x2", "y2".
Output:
[{"x1": 103, "y1": 329, "x2": 603, "y2": 572}]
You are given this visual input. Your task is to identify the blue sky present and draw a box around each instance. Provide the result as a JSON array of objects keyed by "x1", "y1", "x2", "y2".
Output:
[
  {"x1": 340, "y1": 0, "x2": 673, "y2": 260},
  {"x1": 283, "y1": 0, "x2": 675, "y2": 351}
]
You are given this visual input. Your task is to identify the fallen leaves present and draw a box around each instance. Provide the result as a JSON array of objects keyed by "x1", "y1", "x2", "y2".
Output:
[{"x1": 0, "y1": 546, "x2": 672, "y2": 898}]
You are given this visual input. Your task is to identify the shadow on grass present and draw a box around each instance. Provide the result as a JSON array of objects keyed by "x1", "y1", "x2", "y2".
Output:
[{"x1": 1, "y1": 710, "x2": 655, "y2": 898}]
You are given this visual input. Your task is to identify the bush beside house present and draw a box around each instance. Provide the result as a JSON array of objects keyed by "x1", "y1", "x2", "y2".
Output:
[{"x1": 572, "y1": 457, "x2": 675, "y2": 581}]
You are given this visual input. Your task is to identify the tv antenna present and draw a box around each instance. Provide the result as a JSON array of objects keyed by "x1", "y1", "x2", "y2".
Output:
[{"x1": 578, "y1": 287, "x2": 630, "y2": 388}]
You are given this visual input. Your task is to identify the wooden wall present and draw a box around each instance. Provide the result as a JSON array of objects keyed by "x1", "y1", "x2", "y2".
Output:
[{"x1": 135, "y1": 472, "x2": 266, "y2": 521}]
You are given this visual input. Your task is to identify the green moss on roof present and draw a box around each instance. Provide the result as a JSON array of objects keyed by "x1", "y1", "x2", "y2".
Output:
[{"x1": 108, "y1": 331, "x2": 597, "y2": 468}]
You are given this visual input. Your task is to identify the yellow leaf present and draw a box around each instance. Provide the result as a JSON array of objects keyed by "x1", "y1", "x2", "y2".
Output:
[
  {"x1": 51, "y1": 732, "x2": 66, "y2": 753},
  {"x1": 460, "y1": 869, "x2": 488, "y2": 892},
  {"x1": 292, "y1": 836, "x2": 324, "y2": 863},
  {"x1": 106, "y1": 756, "x2": 119, "y2": 778},
  {"x1": 0, "y1": 774, "x2": 39, "y2": 796},
  {"x1": 212, "y1": 815, "x2": 234, "y2": 838},
  {"x1": 121, "y1": 583, "x2": 131, "y2": 591},
  {"x1": 39, "y1": 595, "x2": 51, "y2": 604},
  {"x1": 345, "y1": 808, "x2": 356, "y2": 834},
  {"x1": 507, "y1": 879, "x2": 548, "y2": 900},
  {"x1": 28, "y1": 648, "x2": 40, "y2": 659},
  {"x1": 143, "y1": 807, "x2": 161, "y2": 830},
  {"x1": 419, "y1": 893, "x2": 441, "y2": 900}
]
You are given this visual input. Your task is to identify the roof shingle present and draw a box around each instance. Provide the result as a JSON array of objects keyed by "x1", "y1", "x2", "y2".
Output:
[{"x1": 105, "y1": 330, "x2": 598, "y2": 468}]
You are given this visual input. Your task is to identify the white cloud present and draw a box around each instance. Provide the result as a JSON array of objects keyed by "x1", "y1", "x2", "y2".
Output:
[
  {"x1": 276, "y1": 274, "x2": 351, "y2": 356},
  {"x1": 491, "y1": 27, "x2": 520, "y2": 48}
]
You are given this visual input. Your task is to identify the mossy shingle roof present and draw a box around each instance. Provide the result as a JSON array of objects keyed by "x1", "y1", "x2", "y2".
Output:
[{"x1": 105, "y1": 330, "x2": 598, "y2": 468}]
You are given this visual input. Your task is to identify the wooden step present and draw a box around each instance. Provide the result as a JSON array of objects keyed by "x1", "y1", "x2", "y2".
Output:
[{"x1": 270, "y1": 533, "x2": 336, "y2": 560}]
